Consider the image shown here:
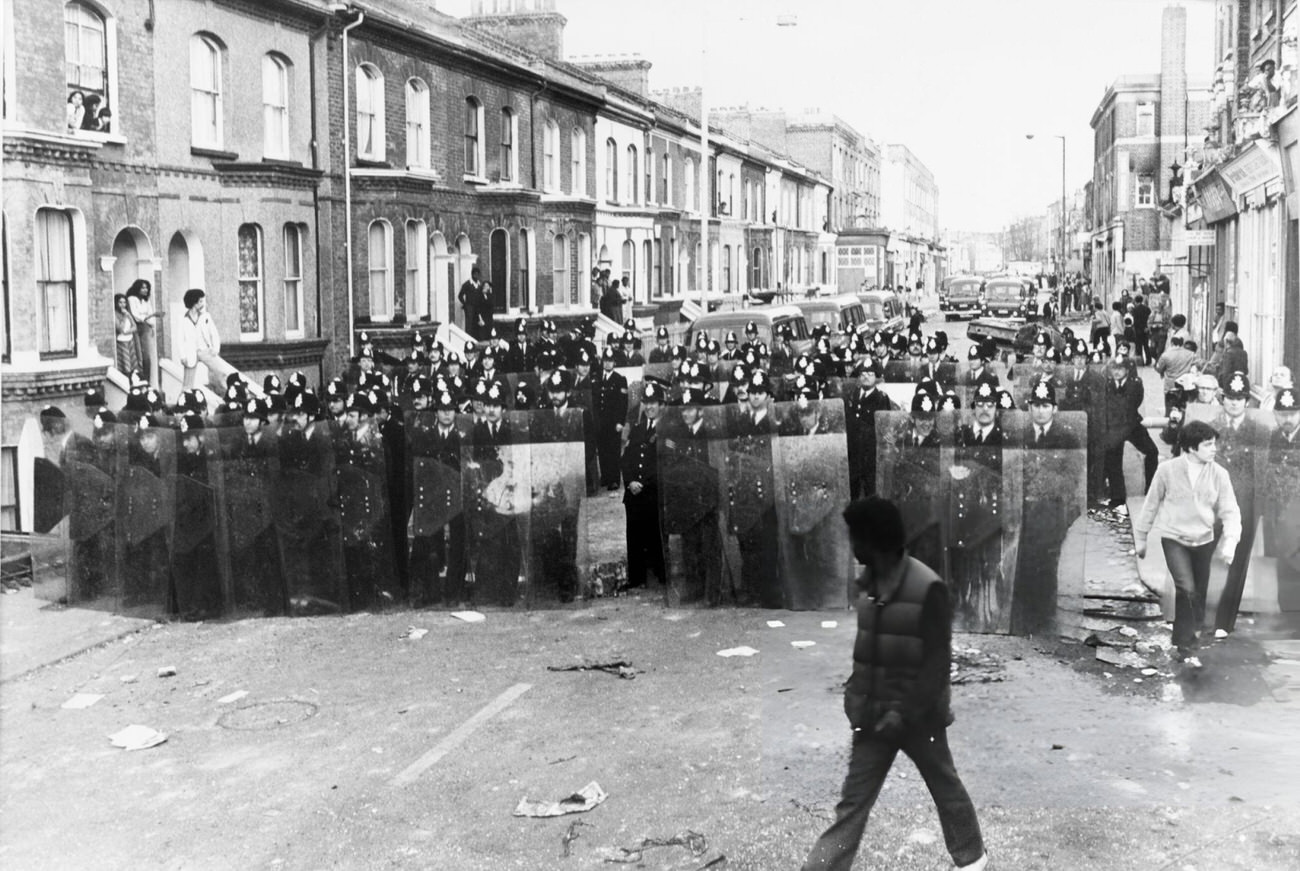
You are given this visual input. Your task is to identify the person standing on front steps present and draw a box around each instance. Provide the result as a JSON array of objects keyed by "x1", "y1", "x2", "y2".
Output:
[
  {"x1": 802, "y1": 496, "x2": 989, "y2": 871},
  {"x1": 1210, "y1": 371, "x2": 1266, "y2": 637},
  {"x1": 1133, "y1": 420, "x2": 1241, "y2": 669}
]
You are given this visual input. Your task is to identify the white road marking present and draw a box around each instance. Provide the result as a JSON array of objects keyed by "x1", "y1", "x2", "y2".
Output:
[{"x1": 391, "y1": 683, "x2": 533, "y2": 786}]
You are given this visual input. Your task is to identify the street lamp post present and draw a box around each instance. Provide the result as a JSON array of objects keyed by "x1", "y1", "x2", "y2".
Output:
[
  {"x1": 1026, "y1": 133, "x2": 1066, "y2": 309},
  {"x1": 698, "y1": 14, "x2": 797, "y2": 312}
]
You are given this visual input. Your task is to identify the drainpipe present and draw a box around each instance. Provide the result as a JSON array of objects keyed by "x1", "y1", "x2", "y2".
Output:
[{"x1": 339, "y1": 7, "x2": 364, "y2": 358}]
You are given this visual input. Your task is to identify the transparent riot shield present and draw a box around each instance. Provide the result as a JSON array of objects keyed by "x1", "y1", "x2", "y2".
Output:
[
  {"x1": 720, "y1": 401, "x2": 781, "y2": 608},
  {"x1": 1262, "y1": 416, "x2": 1300, "y2": 615},
  {"x1": 116, "y1": 424, "x2": 176, "y2": 620},
  {"x1": 406, "y1": 410, "x2": 468, "y2": 608},
  {"x1": 658, "y1": 405, "x2": 727, "y2": 606},
  {"x1": 32, "y1": 455, "x2": 66, "y2": 536},
  {"x1": 876, "y1": 410, "x2": 952, "y2": 581},
  {"x1": 1005, "y1": 360, "x2": 1055, "y2": 408},
  {"x1": 461, "y1": 411, "x2": 530, "y2": 609},
  {"x1": 525, "y1": 407, "x2": 586, "y2": 606},
  {"x1": 1183, "y1": 406, "x2": 1275, "y2": 622},
  {"x1": 170, "y1": 427, "x2": 229, "y2": 620},
  {"x1": 642, "y1": 362, "x2": 676, "y2": 385},
  {"x1": 943, "y1": 409, "x2": 1023, "y2": 634},
  {"x1": 274, "y1": 422, "x2": 346, "y2": 616},
  {"x1": 1008, "y1": 410, "x2": 1087, "y2": 636},
  {"x1": 221, "y1": 428, "x2": 288, "y2": 617},
  {"x1": 771, "y1": 399, "x2": 853, "y2": 610},
  {"x1": 60, "y1": 424, "x2": 126, "y2": 610},
  {"x1": 336, "y1": 424, "x2": 399, "y2": 611}
]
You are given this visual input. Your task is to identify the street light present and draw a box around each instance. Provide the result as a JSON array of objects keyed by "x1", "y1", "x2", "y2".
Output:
[
  {"x1": 698, "y1": 14, "x2": 797, "y2": 311},
  {"x1": 1026, "y1": 133, "x2": 1066, "y2": 296}
]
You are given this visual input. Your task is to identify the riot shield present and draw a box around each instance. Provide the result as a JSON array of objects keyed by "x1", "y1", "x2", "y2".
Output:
[
  {"x1": 1262, "y1": 416, "x2": 1300, "y2": 614},
  {"x1": 657, "y1": 405, "x2": 727, "y2": 606},
  {"x1": 59, "y1": 424, "x2": 126, "y2": 610},
  {"x1": 461, "y1": 411, "x2": 530, "y2": 608},
  {"x1": 641, "y1": 362, "x2": 676, "y2": 385},
  {"x1": 406, "y1": 410, "x2": 469, "y2": 607},
  {"x1": 273, "y1": 422, "x2": 346, "y2": 615},
  {"x1": 336, "y1": 425, "x2": 399, "y2": 611},
  {"x1": 720, "y1": 401, "x2": 781, "y2": 608},
  {"x1": 876, "y1": 410, "x2": 953, "y2": 580},
  {"x1": 116, "y1": 425, "x2": 176, "y2": 620},
  {"x1": 771, "y1": 399, "x2": 853, "y2": 609},
  {"x1": 169, "y1": 428, "x2": 229, "y2": 620},
  {"x1": 1008, "y1": 411, "x2": 1087, "y2": 636},
  {"x1": 33, "y1": 457, "x2": 66, "y2": 535},
  {"x1": 944, "y1": 410, "x2": 1023, "y2": 634},
  {"x1": 525, "y1": 407, "x2": 586, "y2": 606},
  {"x1": 221, "y1": 429, "x2": 288, "y2": 617}
]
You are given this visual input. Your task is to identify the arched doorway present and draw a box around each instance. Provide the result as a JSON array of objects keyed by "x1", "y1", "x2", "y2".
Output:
[
  {"x1": 489, "y1": 228, "x2": 509, "y2": 312},
  {"x1": 112, "y1": 227, "x2": 154, "y2": 295},
  {"x1": 621, "y1": 239, "x2": 635, "y2": 301},
  {"x1": 430, "y1": 231, "x2": 451, "y2": 326}
]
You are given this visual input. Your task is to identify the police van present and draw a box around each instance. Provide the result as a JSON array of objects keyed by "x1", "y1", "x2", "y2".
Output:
[{"x1": 685, "y1": 305, "x2": 813, "y2": 356}]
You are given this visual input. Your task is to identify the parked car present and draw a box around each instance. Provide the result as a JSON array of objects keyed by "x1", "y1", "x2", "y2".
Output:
[
  {"x1": 793, "y1": 294, "x2": 869, "y2": 345},
  {"x1": 940, "y1": 275, "x2": 984, "y2": 320},
  {"x1": 685, "y1": 305, "x2": 814, "y2": 356},
  {"x1": 980, "y1": 277, "x2": 1034, "y2": 319},
  {"x1": 856, "y1": 289, "x2": 907, "y2": 337}
]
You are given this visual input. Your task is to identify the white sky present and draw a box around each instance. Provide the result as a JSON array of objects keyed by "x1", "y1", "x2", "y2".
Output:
[{"x1": 439, "y1": 0, "x2": 1216, "y2": 233}]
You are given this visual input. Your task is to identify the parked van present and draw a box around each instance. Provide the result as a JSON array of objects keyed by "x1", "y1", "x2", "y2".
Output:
[
  {"x1": 856, "y1": 289, "x2": 907, "y2": 337},
  {"x1": 940, "y1": 275, "x2": 984, "y2": 320},
  {"x1": 685, "y1": 305, "x2": 813, "y2": 355},
  {"x1": 793, "y1": 294, "x2": 869, "y2": 345},
  {"x1": 980, "y1": 277, "x2": 1034, "y2": 319}
]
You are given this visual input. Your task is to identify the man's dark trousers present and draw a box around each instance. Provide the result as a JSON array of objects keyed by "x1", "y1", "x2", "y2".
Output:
[
  {"x1": 802, "y1": 726, "x2": 985, "y2": 870},
  {"x1": 1104, "y1": 424, "x2": 1159, "y2": 504}
]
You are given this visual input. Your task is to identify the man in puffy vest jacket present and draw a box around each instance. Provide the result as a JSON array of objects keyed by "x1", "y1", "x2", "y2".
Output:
[{"x1": 802, "y1": 496, "x2": 988, "y2": 871}]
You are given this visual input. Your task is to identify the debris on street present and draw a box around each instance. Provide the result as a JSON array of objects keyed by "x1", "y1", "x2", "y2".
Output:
[
  {"x1": 820, "y1": 621, "x2": 838, "y2": 629},
  {"x1": 217, "y1": 690, "x2": 248, "y2": 705},
  {"x1": 716, "y1": 646, "x2": 759, "y2": 658},
  {"x1": 61, "y1": 693, "x2": 103, "y2": 709},
  {"x1": 791, "y1": 640, "x2": 816, "y2": 649},
  {"x1": 765, "y1": 620, "x2": 785, "y2": 628},
  {"x1": 950, "y1": 647, "x2": 1006, "y2": 684},
  {"x1": 560, "y1": 819, "x2": 587, "y2": 858},
  {"x1": 401, "y1": 627, "x2": 428, "y2": 640},
  {"x1": 450, "y1": 611, "x2": 485, "y2": 623},
  {"x1": 596, "y1": 829, "x2": 709, "y2": 864},
  {"x1": 156, "y1": 666, "x2": 177, "y2": 678},
  {"x1": 547, "y1": 660, "x2": 639, "y2": 679},
  {"x1": 1095, "y1": 647, "x2": 1152, "y2": 669},
  {"x1": 108, "y1": 724, "x2": 168, "y2": 751},
  {"x1": 513, "y1": 781, "x2": 607, "y2": 818}
]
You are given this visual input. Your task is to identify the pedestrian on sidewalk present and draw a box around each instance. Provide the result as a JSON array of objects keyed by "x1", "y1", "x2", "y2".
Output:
[
  {"x1": 1133, "y1": 420, "x2": 1241, "y2": 667},
  {"x1": 802, "y1": 496, "x2": 989, "y2": 871},
  {"x1": 1100, "y1": 355, "x2": 1159, "y2": 513}
]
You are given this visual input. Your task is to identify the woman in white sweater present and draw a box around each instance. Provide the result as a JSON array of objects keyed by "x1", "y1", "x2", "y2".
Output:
[{"x1": 1133, "y1": 420, "x2": 1242, "y2": 667}]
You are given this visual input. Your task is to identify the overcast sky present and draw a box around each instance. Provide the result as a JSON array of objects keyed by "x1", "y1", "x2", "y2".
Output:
[{"x1": 439, "y1": 0, "x2": 1216, "y2": 233}]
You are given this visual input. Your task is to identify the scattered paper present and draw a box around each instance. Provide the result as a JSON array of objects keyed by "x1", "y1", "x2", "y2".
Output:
[
  {"x1": 450, "y1": 611, "x2": 485, "y2": 623},
  {"x1": 820, "y1": 621, "x2": 838, "y2": 629},
  {"x1": 62, "y1": 693, "x2": 103, "y2": 710},
  {"x1": 765, "y1": 620, "x2": 785, "y2": 628},
  {"x1": 217, "y1": 690, "x2": 248, "y2": 705},
  {"x1": 513, "y1": 781, "x2": 608, "y2": 818},
  {"x1": 791, "y1": 641, "x2": 816, "y2": 649},
  {"x1": 547, "y1": 661, "x2": 638, "y2": 679},
  {"x1": 120, "y1": 675, "x2": 138, "y2": 684},
  {"x1": 157, "y1": 666, "x2": 177, "y2": 678},
  {"x1": 109, "y1": 724, "x2": 168, "y2": 751},
  {"x1": 716, "y1": 646, "x2": 759, "y2": 658},
  {"x1": 403, "y1": 627, "x2": 428, "y2": 640}
]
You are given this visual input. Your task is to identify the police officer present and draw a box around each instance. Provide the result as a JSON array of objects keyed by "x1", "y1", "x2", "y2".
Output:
[
  {"x1": 660, "y1": 386, "x2": 722, "y2": 603},
  {"x1": 846, "y1": 359, "x2": 893, "y2": 499},
  {"x1": 1212, "y1": 371, "x2": 1267, "y2": 636},
  {"x1": 948, "y1": 380, "x2": 1007, "y2": 632},
  {"x1": 466, "y1": 382, "x2": 523, "y2": 606},
  {"x1": 593, "y1": 347, "x2": 629, "y2": 491},
  {"x1": 1264, "y1": 386, "x2": 1300, "y2": 615},
  {"x1": 647, "y1": 326, "x2": 673, "y2": 364},
  {"x1": 620, "y1": 381, "x2": 668, "y2": 591},
  {"x1": 727, "y1": 369, "x2": 781, "y2": 607},
  {"x1": 408, "y1": 384, "x2": 468, "y2": 607}
]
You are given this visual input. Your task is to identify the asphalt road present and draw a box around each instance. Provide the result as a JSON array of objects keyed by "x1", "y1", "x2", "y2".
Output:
[{"x1": 2, "y1": 598, "x2": 1298, "y2": 870}]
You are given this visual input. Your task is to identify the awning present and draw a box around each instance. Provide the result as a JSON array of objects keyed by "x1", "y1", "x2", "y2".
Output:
[
  {"x1": 1190, "y1": 169, "x2": 1238, "y2": 224},
  {"x1": 1218, "y1": 141, "x2": 1281, "y2": 195}
]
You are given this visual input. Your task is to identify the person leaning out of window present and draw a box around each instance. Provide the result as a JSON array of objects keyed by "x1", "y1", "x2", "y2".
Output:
[{"x1": 1132, "y1": 420, "x2": 1241, "y2": 669}]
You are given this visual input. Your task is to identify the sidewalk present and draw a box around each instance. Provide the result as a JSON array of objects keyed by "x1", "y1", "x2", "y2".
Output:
[{"x1": 0, "y1": 585, "x2": 153, "y2": 683}]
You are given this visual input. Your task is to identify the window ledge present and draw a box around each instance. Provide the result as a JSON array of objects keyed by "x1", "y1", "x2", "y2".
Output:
[
  {"x1": 0, "y1": 124, "x2": 106, "y2": 150},
  {"x1": 192, "y1": 146, "x2": 239, "y2": 161},
  {"x1": 262, "y1": 157, "x2": 303, "y2": 168},
  {"x1": 77, "y1": 131, "x2": 125, "y2": 146},
  {"x1": 463, "y1": 173, "x2": 490, "y2": 185},
  {"x1": 356, "y1": 156, "x2": 391, "y2": 169},
  {"x1": 404, "y1": 166, "x2": 441, "y2": 180}
]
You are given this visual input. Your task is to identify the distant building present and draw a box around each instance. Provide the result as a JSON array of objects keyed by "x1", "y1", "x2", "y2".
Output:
[
  {"x1": 880, "y1": 144, "x2": 942, "y2": 293},
  {"x1": 1089, "y1": 5, "x2": 1211, "y2": 302}
]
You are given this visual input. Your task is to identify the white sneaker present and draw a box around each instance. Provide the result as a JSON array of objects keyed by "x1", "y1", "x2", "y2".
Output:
[
  {"x1": 957, "y1": 855, "x2": 989, "y2": 871},
  {"x1": 1184, "y1": 656, "x2": 1203, "y2": 668},
  {"x1": 1114, "y1": 504, "x2": 1129, "y2": 517},
  {"x1": 1214, "y1": 629, "x2": 1228, "y2": 639}
]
